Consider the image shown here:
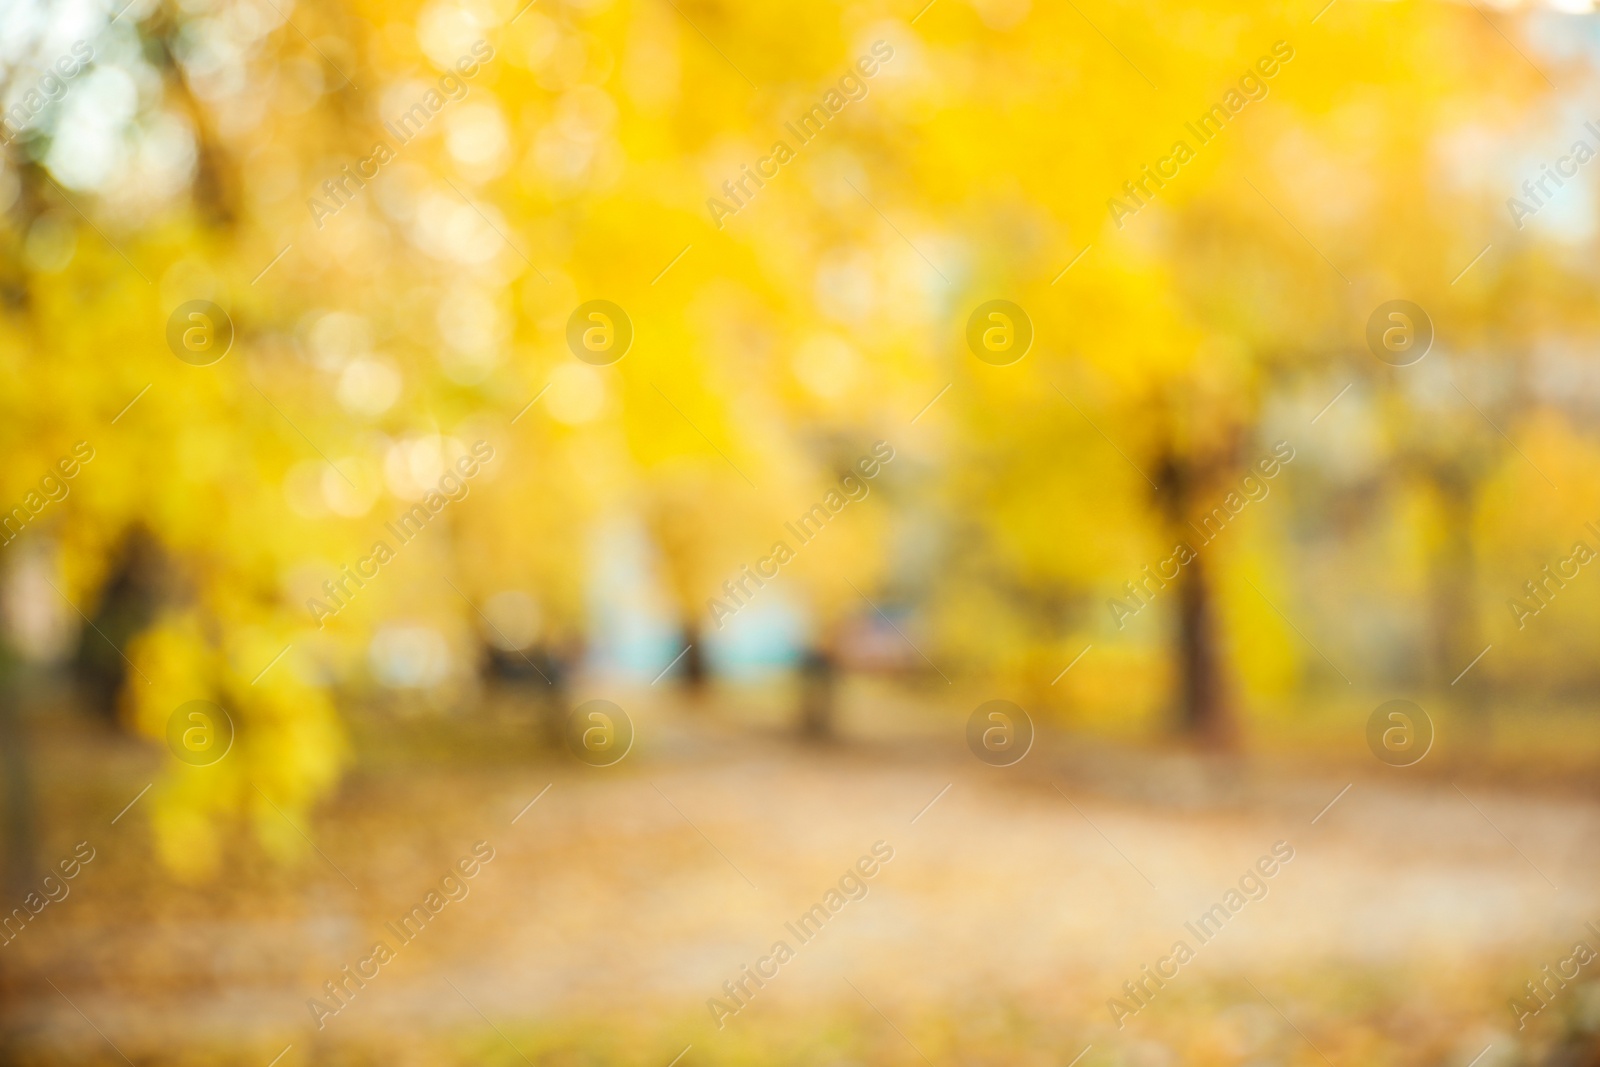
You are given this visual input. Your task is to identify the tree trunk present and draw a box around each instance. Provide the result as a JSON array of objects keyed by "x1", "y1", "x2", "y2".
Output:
[
  {"x1": 1174, "y1": 553, "x2": 1230, "y2": 743},
  {"x1": 73, "y1": 529, "x2": 161, "y2": 731},
  {"x1": 798, "y1": 647, "x2": 837, "y2": 740},
  {"x1": 1430, "y1": 475, "x2": 1482, "y2": 708},
  {"x1": 1154, "y1": 441, "x2": 1235, "y2": 746},
  {"x1": 679, "y1": 617, "x2": 708, "y2": 692},
  {"x1": 0, "y1": 662, "x2": 35, "y2": 897}
]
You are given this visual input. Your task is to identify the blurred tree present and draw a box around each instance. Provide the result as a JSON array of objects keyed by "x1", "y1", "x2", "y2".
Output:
[{"x1": 0, "y1": 0, "x2": 1587, "y2": 885}]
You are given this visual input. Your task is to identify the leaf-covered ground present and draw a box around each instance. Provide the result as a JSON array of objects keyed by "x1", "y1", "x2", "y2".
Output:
[{"x1": 5, "y1": 686, "x2": 1597, "y2": 1066}]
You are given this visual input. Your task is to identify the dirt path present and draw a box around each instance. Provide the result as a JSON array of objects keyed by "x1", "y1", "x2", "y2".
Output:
[{"x1": 8, "y1": 709, "x2": 1598, "y2": 1064}]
